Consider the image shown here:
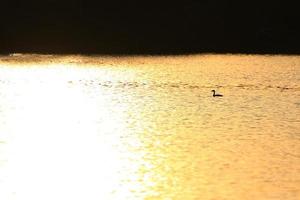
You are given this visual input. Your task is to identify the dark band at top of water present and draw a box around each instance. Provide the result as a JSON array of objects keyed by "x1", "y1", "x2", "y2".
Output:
[{"x1": 1, "y1": 1, "x2": 300, "y2": 55}]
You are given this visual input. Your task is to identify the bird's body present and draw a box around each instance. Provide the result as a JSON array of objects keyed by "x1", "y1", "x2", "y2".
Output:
[{"x1": 211, "y1": 90, "x2": 223, "y2": 97}]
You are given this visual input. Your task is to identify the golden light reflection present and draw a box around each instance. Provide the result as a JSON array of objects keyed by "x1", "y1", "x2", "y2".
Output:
[
  {"x1": 0, "y1": 63, "x2": 147, "y2": 200},
  {"x1": 0, "y1": 55, "x2": 299, "y2": 200}
]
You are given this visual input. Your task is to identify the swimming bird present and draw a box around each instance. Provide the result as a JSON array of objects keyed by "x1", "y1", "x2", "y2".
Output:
[{"x1": 211, "y1": 90, "x2": 223, "y2": 97}]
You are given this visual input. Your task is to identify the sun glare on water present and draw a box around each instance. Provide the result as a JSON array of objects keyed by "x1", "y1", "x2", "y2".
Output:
[{"x1": 0, "y1": 61, "x2": 150, "y2": 200}]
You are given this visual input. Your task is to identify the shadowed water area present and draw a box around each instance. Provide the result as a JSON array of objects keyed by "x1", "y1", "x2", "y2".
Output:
[{"x1": 0, "y1": 54, "x2": 299, "y2": 200}]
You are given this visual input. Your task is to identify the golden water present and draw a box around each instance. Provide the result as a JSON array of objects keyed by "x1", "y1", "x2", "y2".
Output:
[{"x1": 0, "y1": 54, "x2": 299, "y2": 200}]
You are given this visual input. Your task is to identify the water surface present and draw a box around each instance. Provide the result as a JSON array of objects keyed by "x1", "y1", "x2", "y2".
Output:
[{"x1": 0, "y1": 54, "x2": 299, "y2": 200}]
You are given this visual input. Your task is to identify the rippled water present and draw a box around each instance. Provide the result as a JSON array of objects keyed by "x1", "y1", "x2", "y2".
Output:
[{"x1": 0, "y1": 54, "x2": 299, "y2": 200}]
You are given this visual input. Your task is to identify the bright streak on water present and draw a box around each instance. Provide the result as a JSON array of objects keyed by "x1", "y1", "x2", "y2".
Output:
[{"x1": 0, "y1": 54, "x2": 299, "y2": 200}]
